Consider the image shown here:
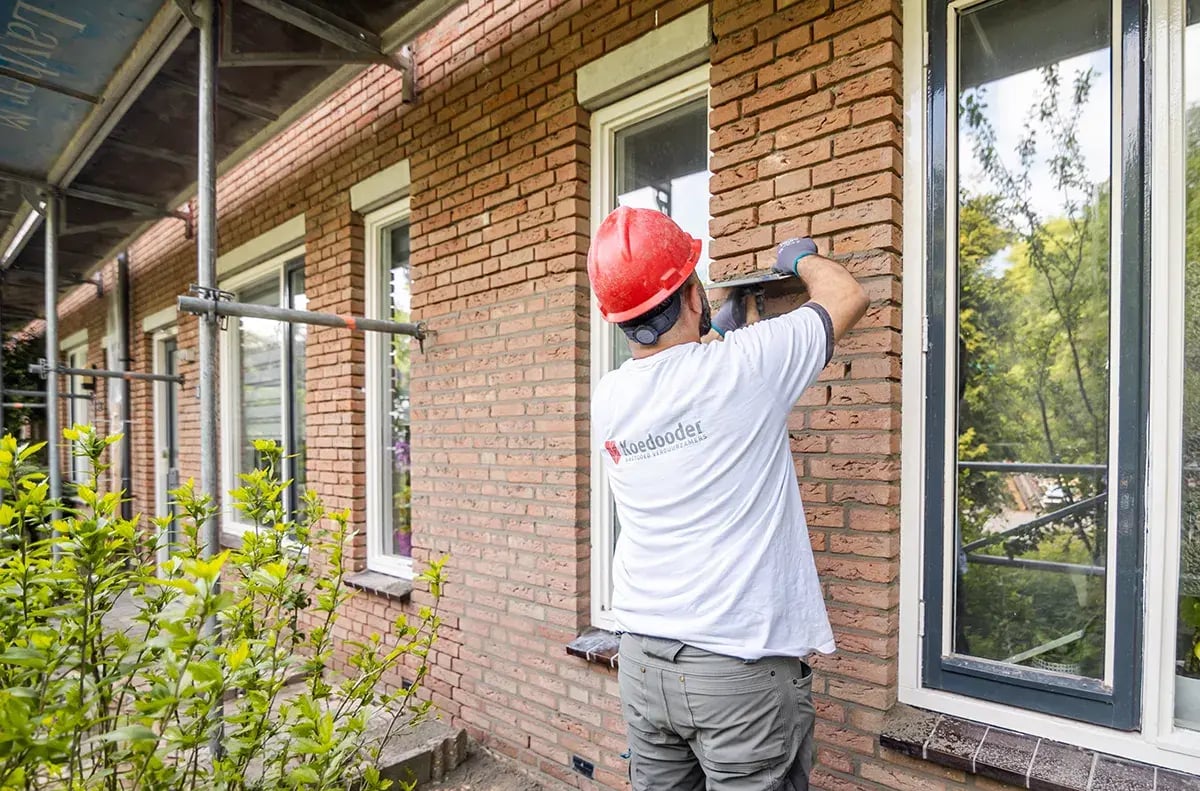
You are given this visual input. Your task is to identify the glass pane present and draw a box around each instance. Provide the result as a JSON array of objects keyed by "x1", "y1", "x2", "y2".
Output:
[
  {"x1": 386, "y1": 224, "x2": 412, "y2": 558},
  {"x1": 287, "y1": 264, "x2": 307, "y2": 511},
  {"x1": 614, "y1": 98, "x2": 710, "y2": 282},
  {"x1": 953, "y1": 0, "x2": 1112, "y2": 679},
  {"x1": 239, "y1": 280, "x2": 282, "y2": 478},
  {"x1": 68, "y1": 349, "x2": 91, "y2": 486},
  {"x1": 1177, "y1": 0, "x2": 1200, "y2": 731}
]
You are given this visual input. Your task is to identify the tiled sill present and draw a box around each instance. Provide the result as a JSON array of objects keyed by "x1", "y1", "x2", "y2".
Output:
[
  {"x1": 881, "y1": 705, "x2": 1198, "y2": 790},
  {"x1": 566, "y1": 628, "x2": 620, "y2": 669}
]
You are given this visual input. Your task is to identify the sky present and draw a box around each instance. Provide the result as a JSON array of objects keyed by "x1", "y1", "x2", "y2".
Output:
[
  {"x1": 1189, "y1": 23, "x2": 1200, "y2": 107},
  {"x1": 959, "y1": 48, "x2": 1112, "y2": 223}
]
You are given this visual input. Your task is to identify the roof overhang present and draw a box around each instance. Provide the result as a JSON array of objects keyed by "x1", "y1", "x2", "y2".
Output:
[{"x1": 0, "y1": 0, "x2": 462, "y2": 332}]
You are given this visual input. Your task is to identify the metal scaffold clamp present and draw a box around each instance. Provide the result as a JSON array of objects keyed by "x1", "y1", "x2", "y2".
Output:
[
  {"x1": 28, "y1": 358, "x2": 51, "y2": 379},
  {"x1": 188, "y1": 283, "x2": 234, "y2": 329}
]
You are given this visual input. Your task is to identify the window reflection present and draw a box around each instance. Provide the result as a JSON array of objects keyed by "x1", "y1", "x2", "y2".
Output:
[{"x1": 952, "y1": 0, "x2": 1112, "y2": 679}]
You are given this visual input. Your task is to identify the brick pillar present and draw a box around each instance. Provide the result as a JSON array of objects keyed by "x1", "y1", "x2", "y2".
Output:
[{"x1": 709, "y1": 1, "x2": 904, "y2": 787}]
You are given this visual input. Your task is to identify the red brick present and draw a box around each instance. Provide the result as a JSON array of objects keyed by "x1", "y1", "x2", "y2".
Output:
[
  {"x1": 742, "y1": 74, "x2": 818, "y2": 115},
  {"x1": 713, "y1": 0, "x2": 773, "y2": 36},
  {"x1": 813, "y1": 147, "x2": 903, "y2": 186},
  {"x1": 813, "y1": 0, "x2": 901, "y2": 41}
]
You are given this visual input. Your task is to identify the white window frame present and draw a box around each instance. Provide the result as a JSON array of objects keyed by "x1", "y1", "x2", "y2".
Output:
[
  {"x1": 900, "y1": 0, "x2": 1200, "y2": 773},
  {"x1": 364, "y1": 197, "x2": 414, "y2": 579},
  {"x1": 219, "y1": 245, "x2": 305, "y2": 536},
  {"x1": 152, "y1": 325, "x2": 179, "y2": 568},
  {"x1": 103, "y1": 294, "x2": 124, "y2": 493},
  {"x1": 588, "y1": 64, "x2": 711, "y2": 631},
  {"x1": 60, "y1": 335, "x2": 90, "y2": 487}
]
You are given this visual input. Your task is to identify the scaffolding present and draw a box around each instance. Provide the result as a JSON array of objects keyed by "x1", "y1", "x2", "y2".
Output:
[{"x1": 0, "y1": 0, "x2": 456, "y2": 760}]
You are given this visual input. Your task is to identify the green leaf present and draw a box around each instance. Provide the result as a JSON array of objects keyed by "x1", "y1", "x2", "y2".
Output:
[
  {"x1": 287, "y1": 765, "x2": 321, "y2": 785},
  {"x1": 189, "y1": 660, "x2": 223, "y2": 685},
  {"x1": 0, "y1": 647, "x2": 45, "y2": 668},
  {"x1": 99, "y1": 724, "x2": 158, "y2": 744},
  {"x1": 228, "y1": 639, "x2": 250, "y2": 671}
]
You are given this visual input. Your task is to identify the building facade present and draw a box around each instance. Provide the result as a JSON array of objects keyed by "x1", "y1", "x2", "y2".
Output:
[{"x1": 37, "y1": 0, "x2": 1200, "y2": 787}]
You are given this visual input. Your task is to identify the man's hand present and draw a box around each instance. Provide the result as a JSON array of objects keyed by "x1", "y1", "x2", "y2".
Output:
[
  {"x1": 710, "y1": 287, "x2": 763, "y2": 338},
  {"x1": 773, "y1": 237, "x2": 818, "y2": 277}
]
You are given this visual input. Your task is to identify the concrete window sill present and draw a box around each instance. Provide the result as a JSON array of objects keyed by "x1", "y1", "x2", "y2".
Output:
[
  {"x1": 566, "y1": 629, "x2": 620, "y2": 669},
  {"x1": 344, "y1": 570, "x2": 413, "y2": 603},
  {"x1": 880, "y1": 704, "x2": 1193, "y2": 790}
]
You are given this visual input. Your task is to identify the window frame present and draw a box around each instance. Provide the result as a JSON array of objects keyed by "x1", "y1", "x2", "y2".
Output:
[
  {"x1": 364, "y1": 197, "x2": 414, "y2": 579},
  {"x1": 899, "y1": 0, "x2": 1200, "y2": 772},
  {"x1": 1151, "y1": 0, "x2": 1200, "y2": 760},
  {"x1": 588, "y1": 63, "x2": 711, "y2": 631},
  {"x1": 918, "y1": 0, "x2": 1145, "y2": 732},
  {"x1": 151, "y1": 325, "x2": 179, "y2": 568},
  {"x1": 219, "y1": 246, "x2": 306, "y2": 536},
  {"x1": 62, "y1": 340, "x2": 90, "y2": 488}
]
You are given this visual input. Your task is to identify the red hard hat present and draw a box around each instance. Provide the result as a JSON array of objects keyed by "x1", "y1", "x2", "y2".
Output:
[{"x1": 587, "y1": 206, "x2": 703, "y2": 323}]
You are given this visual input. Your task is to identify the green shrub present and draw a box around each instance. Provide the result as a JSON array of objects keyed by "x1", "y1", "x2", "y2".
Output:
[{"x1": 0, "y1": 427, "x2": 445, "y2": 790}]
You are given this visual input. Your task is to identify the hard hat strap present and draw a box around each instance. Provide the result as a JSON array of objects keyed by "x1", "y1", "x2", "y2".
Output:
[{"x1": 619, "y1": 289, "x2": 683, "y2": 346}]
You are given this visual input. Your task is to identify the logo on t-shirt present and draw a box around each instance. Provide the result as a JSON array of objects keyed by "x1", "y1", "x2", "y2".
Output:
[{"x1": 605, "y1": 421, "x2": 708, "y2": 463}]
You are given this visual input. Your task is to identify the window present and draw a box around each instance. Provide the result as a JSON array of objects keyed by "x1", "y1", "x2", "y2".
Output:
[
  {"x1": 220, "y1": 249, "x2": 307, "y2": 532},
  {"x1": 919, "y1": 0, "x2": 1143, "y2": 731},
  {"x1": 901, "y1": 0, "x2": 1200, "y2": 769},
  {"x1": 365, "y1": 199, "x2": 414, "y2": 577},
  {"x1": 589, "y1": 65, "x2": 711, "y2": 629},
  {"x1": 64, "y1": 342, "x2": 91, "y2": 487}
]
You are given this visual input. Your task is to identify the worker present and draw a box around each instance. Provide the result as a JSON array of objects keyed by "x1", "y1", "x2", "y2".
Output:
[{"x1": 587, "y1": 206, "x2": 869, "y2": 791}]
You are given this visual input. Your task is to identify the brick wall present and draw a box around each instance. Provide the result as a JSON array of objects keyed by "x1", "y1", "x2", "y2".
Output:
[{"x1": 41, "y1": 0, "x2": 1033, "y2": 789}]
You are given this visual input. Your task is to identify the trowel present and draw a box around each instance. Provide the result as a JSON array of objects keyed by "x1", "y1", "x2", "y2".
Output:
[
  {"x1": 707, "y1": 269, "x2": 798, "y2": 318},
  {"x1": 707, "y1": 269, "x2": 794, "y2": 290}
]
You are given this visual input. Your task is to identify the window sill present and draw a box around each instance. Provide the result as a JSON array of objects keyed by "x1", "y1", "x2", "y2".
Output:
[
  {"x1": 344, "y1": 570, "x2": 412, "y2": 603},
  {"x1": 565, "y1": 628, "x2": 620, "y2": 669},
  {"x1": 880, "y1": 704, "x2": 1193, "y2": 790}
]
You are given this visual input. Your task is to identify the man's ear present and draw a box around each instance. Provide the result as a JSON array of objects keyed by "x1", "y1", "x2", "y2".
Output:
[{"x1": 686, "y1": 277, "x2": 704, "y2": 313}]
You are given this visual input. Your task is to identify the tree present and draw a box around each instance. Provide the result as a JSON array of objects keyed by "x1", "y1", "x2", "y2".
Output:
[{"x1": 0, "y1": 427, "x2": 446, "y2": 790}]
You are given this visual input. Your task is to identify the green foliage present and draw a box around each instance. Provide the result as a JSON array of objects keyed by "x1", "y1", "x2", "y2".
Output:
[
  {"x1": 0, "y1": 427, "x2": 446, "y2": 790},
  {"x1": 1, "y1": 333, "x2": 48, "y2": 441},
  {"x1": 1179, "y1": 103, "x2": 1200, "y2": 678}
]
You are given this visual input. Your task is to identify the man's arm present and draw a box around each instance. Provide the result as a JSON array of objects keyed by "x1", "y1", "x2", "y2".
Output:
[{"x1": 713, "y1": 238, "x2": 870, "y2": 409}]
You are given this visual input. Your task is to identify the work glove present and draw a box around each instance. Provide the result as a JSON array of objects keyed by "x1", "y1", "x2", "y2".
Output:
[
  {"x1": 773, "y1": 237, "x2": 818, "y2": 277},
  {"x1": 711, "y1": 288, "x2": 750, "y2": 337}
]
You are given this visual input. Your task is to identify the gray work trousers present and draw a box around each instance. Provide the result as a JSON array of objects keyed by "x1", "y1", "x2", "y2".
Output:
[{"x1": 618, "y1": 633, "x2": 816, "y2": 791}]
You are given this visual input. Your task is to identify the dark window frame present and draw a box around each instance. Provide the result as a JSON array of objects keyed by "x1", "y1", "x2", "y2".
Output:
[
  {"x1": 921, "y1": 0, "x2": 1146, "y2": 730},
  {"x1": 282, "y1": 258, "x2": 306, "y2": 521}
]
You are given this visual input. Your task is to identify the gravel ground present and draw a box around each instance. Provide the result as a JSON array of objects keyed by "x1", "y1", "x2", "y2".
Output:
[{"x1": 423, "y1": 750, "x2": 547, "y2": 791}]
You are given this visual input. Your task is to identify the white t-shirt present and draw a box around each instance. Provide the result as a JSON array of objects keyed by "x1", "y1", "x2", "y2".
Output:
[{"x1": 592, "y1": 303, "x2": 837, "y2": 661}]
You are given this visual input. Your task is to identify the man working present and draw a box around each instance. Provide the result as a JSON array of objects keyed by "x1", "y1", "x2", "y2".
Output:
[{"x1": 587, "y1": 206, "x2": 869, "y2": 790}]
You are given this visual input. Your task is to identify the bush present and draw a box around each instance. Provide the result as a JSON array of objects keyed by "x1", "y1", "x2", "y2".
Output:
[{"x1": 0, "y1": 427, "x2": 445, "y2": 790}]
